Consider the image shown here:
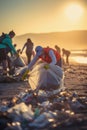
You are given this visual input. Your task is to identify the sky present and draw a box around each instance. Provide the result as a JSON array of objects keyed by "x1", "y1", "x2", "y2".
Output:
[{"x1": 0, "y1": 0, "x2": 87, "y2": 35}]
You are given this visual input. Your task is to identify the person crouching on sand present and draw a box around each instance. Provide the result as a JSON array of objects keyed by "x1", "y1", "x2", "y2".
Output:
[
  {"x1": 27, "y1": 45, "x2": 62, "y2": 69},
  {"x1": 19, "y1": 46, "x2": 62, "y2": 80}
]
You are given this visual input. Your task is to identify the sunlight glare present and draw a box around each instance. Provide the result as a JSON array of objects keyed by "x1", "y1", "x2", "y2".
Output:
[
  {"x1": 71, "y1": 56, "x2": 87, "y2": 64},
  {"x1": 65, "y1": 4, "x2": 84, "y2": 22}
]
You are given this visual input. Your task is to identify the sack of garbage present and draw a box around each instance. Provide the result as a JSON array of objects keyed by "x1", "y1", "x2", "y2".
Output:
[
  {"x1": 28, "y1": 63, "x2": 64, "y2": 91},
  {"x1": 10, "y1": 55, "x2": 26, "y2": 67}
]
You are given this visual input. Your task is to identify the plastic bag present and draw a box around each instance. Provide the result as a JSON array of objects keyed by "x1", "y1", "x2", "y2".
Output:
[
  {"x1": 29, "y1": 63, "x2": 63, "y2": 91},
  {"x1": 10, "y1": 55, "x2": 26, "y2": 67}
]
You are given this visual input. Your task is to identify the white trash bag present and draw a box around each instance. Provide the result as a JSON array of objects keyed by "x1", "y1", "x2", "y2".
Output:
[
  {"x1": 28, "y1": 63, "x2": 64, "y2": 91},
  {"x1": 10, "y1": 55, "x2": 26, "y2": 67}
]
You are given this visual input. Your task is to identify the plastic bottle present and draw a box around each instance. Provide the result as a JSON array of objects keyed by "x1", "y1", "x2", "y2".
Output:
[{"x1": 34, "y1": 108, "x2": 40, "y2": 118}]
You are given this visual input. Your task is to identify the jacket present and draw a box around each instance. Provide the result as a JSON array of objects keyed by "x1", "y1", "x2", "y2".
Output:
[
  {"x1": 39, "y1": 47, "x2": 61, "y2": 63},
  {"x1": 1, "y1": 34, "x2": 16, "y2": 54}
]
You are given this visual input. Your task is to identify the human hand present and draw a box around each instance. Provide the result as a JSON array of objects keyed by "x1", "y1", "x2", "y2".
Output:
[
  {"x1": 15, "y1": 52, "x2": 19, "y2": 57},
  {"x1": 20, "y1": 51, "x2": 22, "y2": 54},
  {"x1": 21, "y1": 69, "x2": 30, "y2": 80}
]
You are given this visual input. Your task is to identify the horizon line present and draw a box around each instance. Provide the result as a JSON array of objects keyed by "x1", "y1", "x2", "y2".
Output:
[{"x1": 16, "y1": 29, "x2": 87, "y2": 36}]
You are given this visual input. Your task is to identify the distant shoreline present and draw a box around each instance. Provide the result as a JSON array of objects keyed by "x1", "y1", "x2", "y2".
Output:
[{"x1": 71, "y1": 53, "x2": 87, "y2": 57}]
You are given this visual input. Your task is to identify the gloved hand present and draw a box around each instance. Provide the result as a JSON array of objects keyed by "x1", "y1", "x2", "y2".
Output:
[
  {"x1": 21, "y1": 69, "x2": 30, "y2": 80},
  {"x1": 16, "y1": 66, "x2": 29, "y2": 81},
  {"x1": 44, "y1": 64, "x2": 50, "y2": 70},
  {"x1": 15, "y1": 52, "x2": 19, "y2": 57}
]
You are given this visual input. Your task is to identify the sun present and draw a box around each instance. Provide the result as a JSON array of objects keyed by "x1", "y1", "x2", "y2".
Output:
[{"x1": 65, "y1": 4, "x2": 84, "y2": 22}]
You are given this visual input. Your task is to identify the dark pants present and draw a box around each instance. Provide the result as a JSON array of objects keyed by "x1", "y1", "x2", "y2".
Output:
[
  {"x1": 0, "y1": 48, "x2": 7, "y2": 61},
  {"x1": 5, "y1": 47, "x2": 12, "y2": 68},
  {"x1": 6, "y1": 47, "x2": 15, "y2": 74},
  {"x1": 26, "y1": 52, "x2": 32, "y2": 64},
  {"x1": 0, "y1": 48, "x2": 7, "y2": 72},
  {"x1": 56, "y1": 58, "x2": 62, "y2": 67}
]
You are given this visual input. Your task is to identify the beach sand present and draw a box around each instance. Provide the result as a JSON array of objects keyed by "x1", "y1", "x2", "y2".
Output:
[
  {"x1": 64, "y1": 63, "x2": 87, "y2": 95},
  {"x1": 1, "y1": 62, "x2": 87, "y2": 102},
  {"x1": 0, "y1": 62, "x2": 87, "y2": 129}
]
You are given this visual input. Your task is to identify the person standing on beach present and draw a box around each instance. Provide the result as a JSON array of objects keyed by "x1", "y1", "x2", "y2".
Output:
[
  {"x1": 62, "y1": 48, "x2": 71, "y2": 65},
  {"x1": 20, "y1": 38, "x2": 34, "y2": 64},
  {"x1": 55, "y1": 45, "x2": 61, "y2": 54},
  {"x1": 0, "y1": 30, "x2": 17, "y2": 75}
]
